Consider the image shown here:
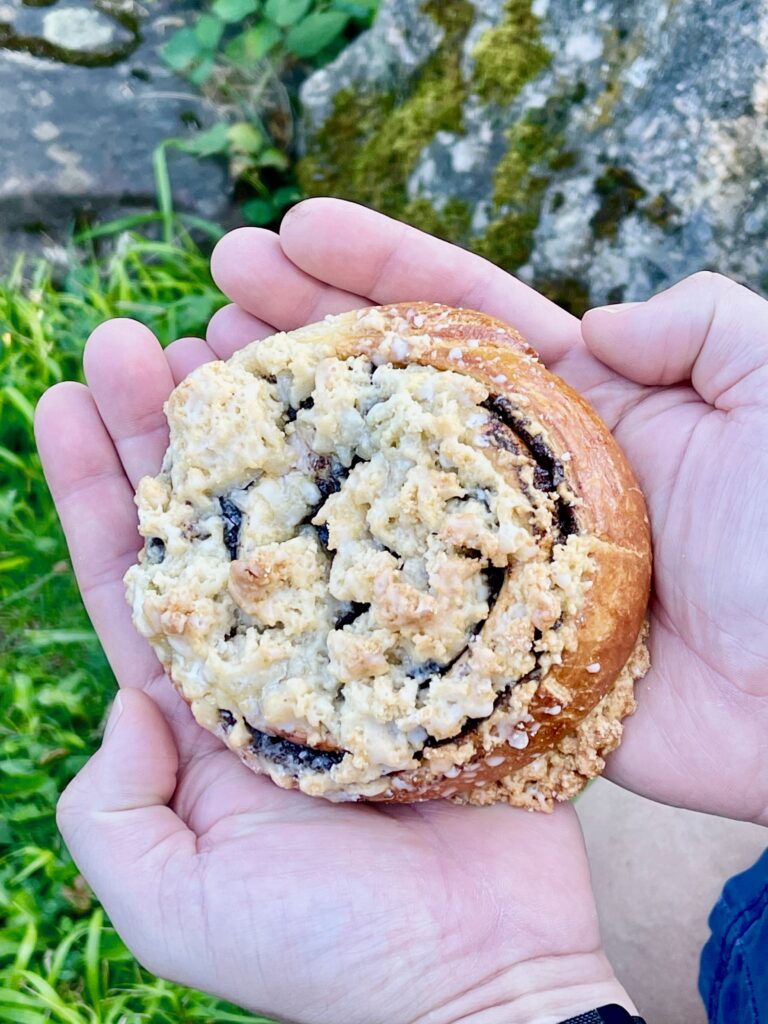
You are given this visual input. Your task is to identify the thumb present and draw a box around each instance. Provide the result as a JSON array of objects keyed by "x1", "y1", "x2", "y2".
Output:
[
  {"x1": 581, "y1": 271, "x2": 768, "y2": 409},
  {"x1": 57, "y1": 688, "x2": 194, "y2": 963}
]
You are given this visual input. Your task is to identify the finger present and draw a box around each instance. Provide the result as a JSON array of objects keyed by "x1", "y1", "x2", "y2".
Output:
[
  {"x1": 35, "y1": 381, "x2": 162, "y2": 689},
  {"x1": 211, "y1": 226, "x2": 366, "y2": 331},
  {"x1": 206, "y1": 303, "x2": 276, "y2": 359},
  {"x1": 83, "y1": 318, "x2": 173, "y2": 486},
  {"x1": 581, "y1": 272, "x2": 768, "y2": 409},
  {"x1": 36, "y1": 381, "x2": 223, "y2": 761},
  {"x1": 280, "y1": 198, "x2": 581, "y2": 364},
  {"x1": 165, "y1": 336, "x2": 216, "y2": 384},
  {"x1": 57, "y1": 689, "x2": 195, "y2": 970}
]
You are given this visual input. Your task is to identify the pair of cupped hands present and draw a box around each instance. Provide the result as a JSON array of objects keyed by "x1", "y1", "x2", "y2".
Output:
[{"x1": 36, "y1": 199, "x2": 768, "y2": 1023}]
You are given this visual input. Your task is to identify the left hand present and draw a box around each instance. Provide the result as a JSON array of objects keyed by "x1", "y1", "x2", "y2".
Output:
[{"x1": 34, "y1": 201, "x2": 636, "y2": 1023}]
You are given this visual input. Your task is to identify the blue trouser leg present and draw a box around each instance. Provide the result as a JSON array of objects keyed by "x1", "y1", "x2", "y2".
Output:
[{"x1": 700, "y1": 847, "x2": 768, "y2": 1022}]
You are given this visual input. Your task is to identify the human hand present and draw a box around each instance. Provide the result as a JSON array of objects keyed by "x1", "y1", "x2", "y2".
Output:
[
  {"x1": 580, "y1": 276, "x2": 768, "y2": 827},
  {"x1": 34, "y1": 209, "x2": 636, "y2": 1024},
  {"x1": 203, "y1": 199, "x2": 768, "y2": 828}
]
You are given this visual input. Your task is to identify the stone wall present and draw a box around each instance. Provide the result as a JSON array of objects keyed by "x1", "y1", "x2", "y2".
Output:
[
  {"x1": 299, "y1": 0, "x2": 768, "y2": 313},
  {"x1": 0, "y1": 0, "x2": 229, "y2": 266}
]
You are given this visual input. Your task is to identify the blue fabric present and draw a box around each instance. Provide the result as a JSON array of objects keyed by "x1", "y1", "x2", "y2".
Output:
[{"x1": 700, "y1": 847, "x2": 768, "y2": 1022}]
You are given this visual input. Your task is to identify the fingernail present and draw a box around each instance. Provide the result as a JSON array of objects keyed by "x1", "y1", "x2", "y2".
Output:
[
  {"x1": 591, "y1": 301, "x2": 645, "y2": 315},
  {"x1": 103, "y1": 693, "x2": 124, "y2": 741}
]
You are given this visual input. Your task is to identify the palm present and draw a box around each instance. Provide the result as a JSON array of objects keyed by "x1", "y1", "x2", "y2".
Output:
[
  {"x1": 161, "y1": 747, "x2": 596, "y2": 1019},
  {"x1": 594, "y1": 384, "x2": 768, "y2": 821}
]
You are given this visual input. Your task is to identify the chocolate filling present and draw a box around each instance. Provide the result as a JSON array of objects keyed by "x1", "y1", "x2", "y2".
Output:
[
  {"x1": 218, "y1": 709, "x2": 346, "y2": 773},
  {"x1": 483, "y1": 564, "x2": 506, "y2": 608},
  {"x1": 334, "y1": 601, "x2": 370, "y2": 629},
  {"x1": 406, "y1": 658, "x2": 444, "y2": 682},
  {"x1": 303, "y1": 454, "x2": 364, "y2": 528},
  {"x1": 311, "y1": 454, "x2": 346, "y2": 501},
  {"x1": 145, "y1": 537, "x2": 165, "y2": 564},
  {"x1": 247, "y1": 723, "x2": 346, "y2": 774},
  {"x1": 285, "y1": 396, "x2": 314, "y2": 423},
  {"x1": 219, "y1": 496, "x2": 243, "y2": 559},
  {"x1": 481, "y1": 395, "x2": 578, "y2": 539},
  {"x1": 315, "y1": 523, "x2": 330, "y2": 548}
]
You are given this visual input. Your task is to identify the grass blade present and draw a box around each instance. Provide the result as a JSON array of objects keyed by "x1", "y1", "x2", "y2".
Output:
[
  {"x1": 22, "y1": 630, "x2": 97, "y2": 648},
  {"x1": 18, "y1": 972, "x2": 90, "y2": 1024},
  {"x1": 84, "y1": 909, "x2": 103, "y2": 1011}
]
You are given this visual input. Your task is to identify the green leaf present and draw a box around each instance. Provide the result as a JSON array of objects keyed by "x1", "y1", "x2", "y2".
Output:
[
  {"x1": 188, "y1": 54, "x2": 216, "y2": 85},
  {"x1": 172, "y1": 294, "x2": 224, "y2": 336},
  {"x1": 333, "y1": 0, "x2": 377, "y2": 17},
  {"x1": 284, "y1": 10, "x2": 349, "y2": 57},
  {"x1": 264, "y1": 0, "x2": 311, "y2": 27},
  {"x1": 177, "y1": 122, "x2": 231, "y2": 158},
  {"x1": 195, "y1": 13, "x2": 225, "y2": 49},
  {"x1": 15, "y1": 973, "x2": 84, "y2": 1024},
  {"x1": 241, "y1": 198, "x2": 275, "y2": 225},
  {"x1": 212, "y1": 0, "x2": 260, "y2": 22},
  {"x1": 255, "y1": 146, "x2": 289, "y2": 170},
  {"x1": 226, "y1": 121, "x2": 265, "y2": 153},
  {"x1": 244, "y1": 20, "x2": 281, "y2": 58},
  {"x1": 0, "y1": 1009, "x2": 47, "y2": 1024},
  {"x1": 161, "y1": 27, "x2": 201, "y2": 71},
  {"x1": 226, "y1": 21, "x2": 281, "y2": 63},
  {"x1": 273, "y1": 184, "x2": 303, "y2": 206}
]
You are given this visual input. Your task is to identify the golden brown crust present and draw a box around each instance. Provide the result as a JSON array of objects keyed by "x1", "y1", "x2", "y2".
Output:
[
  {"x1": 461, "y1": 622, "x2": 650, "y2": 809},
  {"x1": 219, "y1": 301, "x2": 652, "y2": 803}
]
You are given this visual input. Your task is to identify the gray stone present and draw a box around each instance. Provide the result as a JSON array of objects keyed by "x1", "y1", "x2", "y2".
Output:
[
  {"x1": 301, "y1": 0, "x2": 443, "y2": 126},
  {"x1": 300, "y1": 0, "x2": 768, "y2": 312},
  {"x1": 40, "y1": 7, "x2": 130, "y2": 52},
  {"x1": 0, "y1": 0, "x2": 231, "y2": 268}
]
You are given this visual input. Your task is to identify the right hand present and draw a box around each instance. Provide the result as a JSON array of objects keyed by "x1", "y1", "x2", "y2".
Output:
[
  {"x1": 208, "y1": 200, "x2": 768, "y2": 827},
  {"x1": 580, "y1": 275, "x2": 768, "y2": 827}
]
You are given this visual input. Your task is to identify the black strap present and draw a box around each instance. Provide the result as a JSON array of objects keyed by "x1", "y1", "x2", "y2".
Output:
[{"x1": 558, "y1": 1006, "x2": 646, "y2": 1024}]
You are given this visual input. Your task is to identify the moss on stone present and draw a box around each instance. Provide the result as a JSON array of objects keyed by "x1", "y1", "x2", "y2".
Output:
[
  {"x1": 299, "y1": 0, "x2": 563, "y2": 267},
  {"x1": 590, "y1": 165, "x2": 646, "y2": 240},
  {"x1": 643, "y1": 192, "x2": 680, "y2": 229},
  {"x1": 472, "y1": 92, "x2": 578, "y2": 271},
  {"x1": 536, "y1": 276, "x2": 591, "y2": 317},
  {"x1": 297, "y1": 0, "x2": 474, "y2": 226},
  {"x1": 402, "y1": 196, "x2": 473, "y2": 242},
  {"x1": 422, "y1": 0, "x2": 474, "y2": 37},
  {"x1": 472, "y1": 0, "x2": 550, "y2": 104}
]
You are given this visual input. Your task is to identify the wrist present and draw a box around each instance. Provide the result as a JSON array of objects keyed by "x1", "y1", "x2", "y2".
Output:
[{"x1": 418, "y1": 951, "x2": 638, "y2": 1024}]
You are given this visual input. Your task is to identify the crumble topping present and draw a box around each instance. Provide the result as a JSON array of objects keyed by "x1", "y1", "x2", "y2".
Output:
[{"x1": 125, "y1": 329, "x2": 600, "y2": 799}]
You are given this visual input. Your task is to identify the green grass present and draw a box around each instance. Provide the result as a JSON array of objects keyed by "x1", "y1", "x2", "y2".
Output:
[{"x1": 0, "y1": 220, "x2": 271, "y2": 1022}]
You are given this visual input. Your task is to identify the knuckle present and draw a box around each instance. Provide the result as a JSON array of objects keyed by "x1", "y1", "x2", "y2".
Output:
[
  {"x1": 687, "y1": 269, "x2": 718, "y2": 288},
  {"x1": 55, "y1": 781, "x2": 79, "y2": 833},
  {"x1": 55, "y1": 767, "x2": 94, "y2": 837},
  {"x1": 688, "y1": 269, "x2": 737, "y2": 295}
]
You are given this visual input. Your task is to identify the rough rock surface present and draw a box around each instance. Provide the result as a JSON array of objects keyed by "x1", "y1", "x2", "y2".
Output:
[
  {"x1": 300, "y1": 0, "x2": 768, "y2": 313},
  {"x1": 0, "y1": 0, "x2": 229, "y2": 266}
]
